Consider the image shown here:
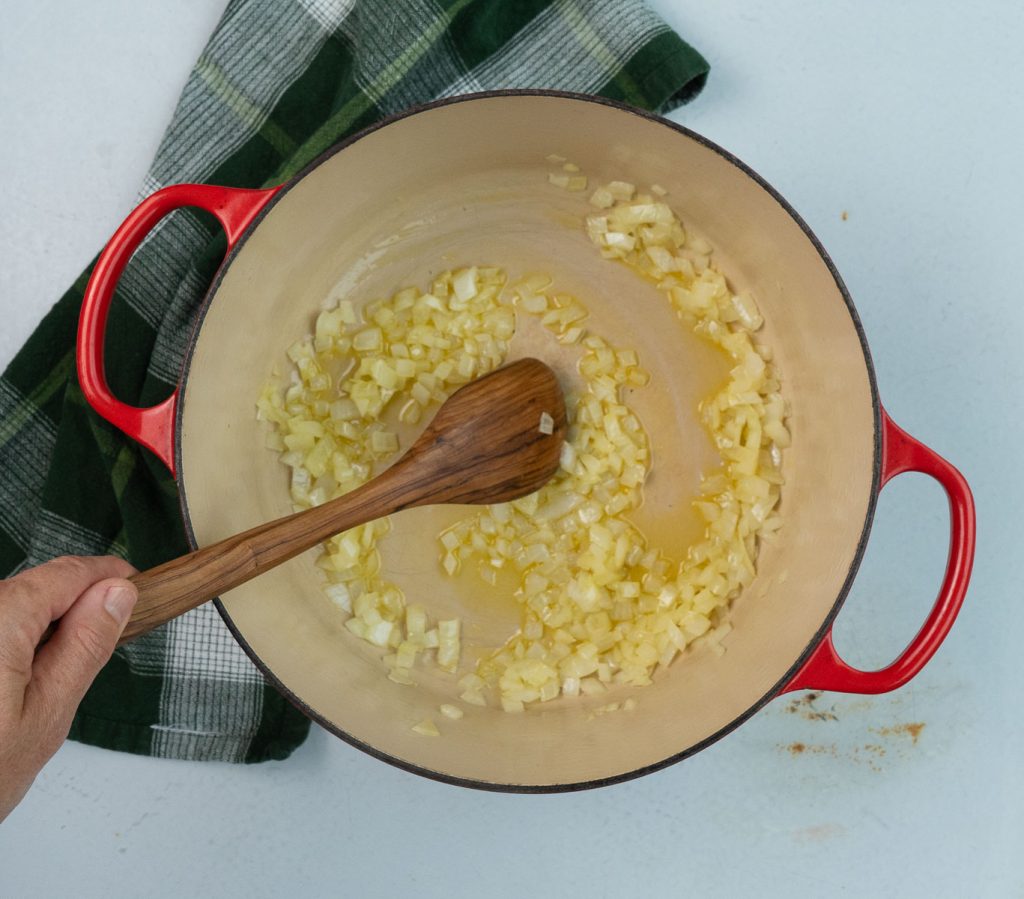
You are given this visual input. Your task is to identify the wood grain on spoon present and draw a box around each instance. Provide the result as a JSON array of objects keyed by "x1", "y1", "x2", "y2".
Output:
[{"x1": 118, "y1": 358, "x2": 566, "y2": 645}]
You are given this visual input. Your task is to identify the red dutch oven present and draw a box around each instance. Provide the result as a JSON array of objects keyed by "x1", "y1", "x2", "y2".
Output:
[{"x1": 78, "y1": 92, "x2": 975, "y2": 791}]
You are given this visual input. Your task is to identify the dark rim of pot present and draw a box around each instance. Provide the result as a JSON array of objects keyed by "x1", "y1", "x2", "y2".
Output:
[{"x1": 173, "y1": 89, "x2": 883, "y2": 794}]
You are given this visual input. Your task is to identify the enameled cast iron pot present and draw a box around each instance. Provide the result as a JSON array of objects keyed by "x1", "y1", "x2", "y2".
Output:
[{"x1": 78, "y1": 91, "x2": 976, "y2": 791}]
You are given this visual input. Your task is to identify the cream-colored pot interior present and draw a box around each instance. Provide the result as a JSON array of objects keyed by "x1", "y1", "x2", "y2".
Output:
[{"x1": 178, "y1": 93, "x2": 877, "y2": 789}]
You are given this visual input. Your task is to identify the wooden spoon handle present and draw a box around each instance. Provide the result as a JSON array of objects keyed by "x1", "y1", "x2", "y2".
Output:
[
  {"x1": 116, "y1": 358, "x2": 565, "y2": 645},
  {"x1": 118, "y1": 474, "x2": 403, "y2": 645}
]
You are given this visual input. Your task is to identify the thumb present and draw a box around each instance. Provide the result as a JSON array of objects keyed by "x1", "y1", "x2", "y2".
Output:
[{"x1": 28, "y1": 578, "x2": 138, "y2": 727}]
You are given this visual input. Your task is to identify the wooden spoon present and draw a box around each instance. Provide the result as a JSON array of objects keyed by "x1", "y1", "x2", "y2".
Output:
[{"x1": 117, "y1": 357, "x2": 566, "y2": 645}]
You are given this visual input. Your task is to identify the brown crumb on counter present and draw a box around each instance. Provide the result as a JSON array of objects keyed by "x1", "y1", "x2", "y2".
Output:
[
  {"x1": 841, "y1": 210, "x2": 849, "y2": 221},
  {"x1": 852, "y1": 744, "x2": 886, "y2": 772},
  {"x1": 782, "y1": 742, "x2": 838, "y2": 758}
]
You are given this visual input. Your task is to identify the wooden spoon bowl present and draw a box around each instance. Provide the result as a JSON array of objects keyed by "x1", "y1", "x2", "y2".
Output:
[{"x1": 118, "y1": 358, "x2": 566, "y2": 644}]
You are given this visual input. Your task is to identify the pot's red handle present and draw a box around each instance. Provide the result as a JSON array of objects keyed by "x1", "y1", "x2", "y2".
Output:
[
  {"x1": 782, "y1": 407, "x2": 975, "y2": 694},
  {"x1": 77, "y1": 183, "x2": 281, "y2": 475}
]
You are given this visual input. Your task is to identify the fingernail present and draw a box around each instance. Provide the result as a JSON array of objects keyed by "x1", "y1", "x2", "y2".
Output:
[{"x1": 103, "y1": 585, "x2": 137, "y2": 626}]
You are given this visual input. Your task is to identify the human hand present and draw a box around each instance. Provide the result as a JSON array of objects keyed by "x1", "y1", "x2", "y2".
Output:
[{"x1": 0, "y1": 555, "x2": 138, "y2": 823}]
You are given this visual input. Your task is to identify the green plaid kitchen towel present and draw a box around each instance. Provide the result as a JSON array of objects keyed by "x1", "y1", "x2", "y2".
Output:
[{"x1": 0, "y1": 0, "x2": 708, "y2": 763}]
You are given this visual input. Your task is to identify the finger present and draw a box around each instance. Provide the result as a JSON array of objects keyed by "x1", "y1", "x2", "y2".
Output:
[
  {"x1": 0, "y1": 555, "x2": 136, "y2": 647},
  {"x1": 25, "y1": 577, "x2": 139, "y2": 742}
]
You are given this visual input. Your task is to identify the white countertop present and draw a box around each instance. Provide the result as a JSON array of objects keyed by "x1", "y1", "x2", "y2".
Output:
[{"x1": 1, "y1": 1, "x2": 1021, "y2": 896}]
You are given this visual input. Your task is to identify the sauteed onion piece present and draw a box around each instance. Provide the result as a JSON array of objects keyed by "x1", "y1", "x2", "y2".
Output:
[
  {"x1": 258, "y1": 268, "x2": 513, "y2": 681},
  {"x1": 258, "y1": 172, "x2": 788, "y2": 717}
]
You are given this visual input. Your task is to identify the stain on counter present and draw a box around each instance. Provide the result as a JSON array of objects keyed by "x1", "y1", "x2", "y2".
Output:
[
  {"x1": 872, "y1": 722, "x2": 926, "y2": 745},
  {"x1": 784, "y1": 741, "x2": 836, "y2": 758},
  {"x1": 780, "y1": 740, "x2": 890, "y2": 772},
  {"x1": 776, "y1": 691, "x2": 929, "y2": 771},
  {"x1": 784, "y1": 691, "x2": 839, "y2": 721},
  {"x1": 793, "y1": 822, "x2": 846, "y2": 843}
]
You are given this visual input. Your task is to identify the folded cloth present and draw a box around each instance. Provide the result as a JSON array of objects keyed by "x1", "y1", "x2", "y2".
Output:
[{"x1": 0, "y1": 0, "x2": 708, "y2": 763}]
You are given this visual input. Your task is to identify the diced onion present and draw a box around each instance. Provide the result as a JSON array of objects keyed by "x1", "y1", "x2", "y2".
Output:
[
  {"x1": 439, "y1": 174, "x2": 787, "y2": 711},
  {"x1": 412, "y1": 718, "x2": 440, "y2": 736},
  {"x1": 259, "y1": 164, "x2": 788, "y2": 718},
  {"x1": 436, "y1": 619, "x2": 461, "y2": 673},
  {"x1": 259, "y1": 267, "x2": 514, "y2": 692}
]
